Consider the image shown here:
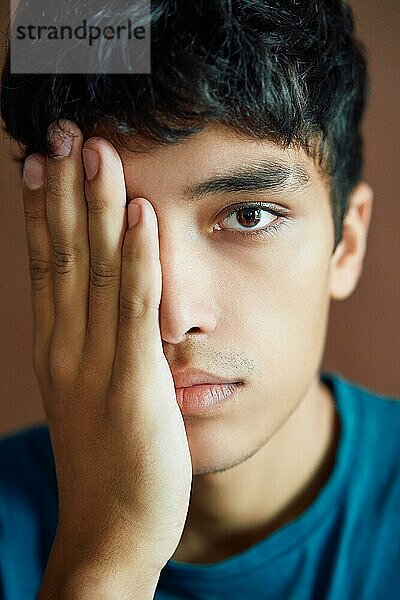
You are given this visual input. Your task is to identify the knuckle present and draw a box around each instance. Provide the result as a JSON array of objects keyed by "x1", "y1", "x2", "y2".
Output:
[
  {"x1": 52, "y1": 239, "x2": 80, "y2": 275},
  {"x1": 121, "y1": 245, "x2": 142, "y2": 263},
  {"x1": 24, "y1": 204, "x2": 45, "y2": 222},
  {"x1": 119, "y1": 290, "x2": 158, "y2": 324},
  {"x1": 119, "y1": 290, "x2": 148, "y2": 322},
  {"x1": 29, "y1": 257, "x2": 52, "y2": 289},
  {"x1": 46, "y1": 171, "x2": 75, "y2": 202},
  {"x1": 86, "y1": 193, "x2": 110, "y2": 215},
  {"x1": 122, "y1": 249, "x2": 160, "y2": 275},
  {"x1": 48, "y1": 347, "x2": 72, "y2": 386},
  {"x1": 90, "y1": 257, "x2": 120, "y2": 289}
]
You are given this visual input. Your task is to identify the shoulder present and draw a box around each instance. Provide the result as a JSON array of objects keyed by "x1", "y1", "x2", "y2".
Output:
[
  {"x1": 327, "y1": 371, "x2": 400, "y2": 500},
  {"x1": 325, "y1": 370, "x2": 400, "y2": 431},
  {"x1": 321, "y1": 373, "x2": 400, "y2": 589},
  {"x1": 333, "y1": 372, "x2": 400, "y2": 433}
]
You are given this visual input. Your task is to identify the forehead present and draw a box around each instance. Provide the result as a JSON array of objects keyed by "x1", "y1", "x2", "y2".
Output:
[
  {"x1": 118, "y1": 122, "x2": 305, "y2": 169},
  {"x1": 110, "y1": 122, "x2": 328, "y2": 202}
]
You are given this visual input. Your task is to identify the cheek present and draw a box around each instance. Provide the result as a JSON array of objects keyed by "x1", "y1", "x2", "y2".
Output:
[{"x1": 217, "y1": 223, "x2": 331, "y2": 381}]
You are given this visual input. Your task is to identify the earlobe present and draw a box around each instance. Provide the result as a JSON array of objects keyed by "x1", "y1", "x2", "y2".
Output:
[{"x1": 329, "y1": 181, "x2": 374, "y2": 301}]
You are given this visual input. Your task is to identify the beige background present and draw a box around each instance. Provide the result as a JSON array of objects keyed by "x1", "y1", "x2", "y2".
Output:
[{"x1": 0, "y1": 1, "x2": 399, "y2": 437}]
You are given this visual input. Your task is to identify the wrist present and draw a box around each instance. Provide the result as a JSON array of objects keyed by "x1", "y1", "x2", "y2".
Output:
[
  {"x1": 38, "y1": 548, "x2": 162, "y2": 600},
  {"x1": 38, "y1": 567, "x2": 161, "y2": 600}
]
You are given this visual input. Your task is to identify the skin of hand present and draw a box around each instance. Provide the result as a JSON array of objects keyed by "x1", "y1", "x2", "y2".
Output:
[{"x1": 21, "y1": 118, "x2": 193, "y2": 585}]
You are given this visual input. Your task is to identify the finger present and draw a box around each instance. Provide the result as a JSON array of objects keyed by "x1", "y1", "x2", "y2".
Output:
[
  {"x1": 81, "y1": 138, "x2": 127, "y2": 383},
  {"x1": 45, "y1": 119, "x2": 88, "y2": 372},
  {"x1": 22, "y1": 153, "x2": 54, "y2": 374},
  {"x1": 110, "y1": 197, "x2": 163, "y2": 403}
]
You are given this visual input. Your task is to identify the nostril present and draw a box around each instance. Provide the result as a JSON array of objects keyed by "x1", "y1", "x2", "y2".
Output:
[{"x1": 187, "y1": 327, "x2": 202, "y2": 334}]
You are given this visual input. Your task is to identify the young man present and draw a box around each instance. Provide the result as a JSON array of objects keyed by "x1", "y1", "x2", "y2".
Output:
[{"x1": 0, "y1": 1, "x2": 399, "y2": 599}]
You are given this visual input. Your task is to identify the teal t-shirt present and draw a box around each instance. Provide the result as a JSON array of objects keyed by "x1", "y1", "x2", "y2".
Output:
[{"x1": 1, "y1": 371, "x2": 399, "y2": 600}]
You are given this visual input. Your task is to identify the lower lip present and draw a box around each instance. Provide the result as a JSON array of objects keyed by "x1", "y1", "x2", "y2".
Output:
[{"x1": 175, "y1": 383, "x2": 241, "y2": 416}]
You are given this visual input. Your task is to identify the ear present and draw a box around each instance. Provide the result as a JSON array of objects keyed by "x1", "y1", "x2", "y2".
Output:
[{"x1": 329, "y1": 181, "x2": 374, "y2": 301}]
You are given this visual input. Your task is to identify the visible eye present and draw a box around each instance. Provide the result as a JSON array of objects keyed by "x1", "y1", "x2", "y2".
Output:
[{"x1": 214, "y1": 202, "x2": 290, "y2": 238}]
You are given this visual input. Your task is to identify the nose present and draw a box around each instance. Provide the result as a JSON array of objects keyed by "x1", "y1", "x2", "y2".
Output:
[{"x1": 158, "y1": 242, "x2": 218, "y2": 345}]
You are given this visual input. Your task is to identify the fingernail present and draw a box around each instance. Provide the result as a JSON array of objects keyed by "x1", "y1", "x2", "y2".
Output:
[
  {"x1": 128, "y1": 200, "x2": 141, "y2": 228},
  {"x1": 47, "y1": 122, "x2": 73, "y2": 158},
  {"x1": 82, "y1": 148, "x2": 99, "y2": 181},
  {"x1": 23, "y1": 155, "x2": 45, "y2": 190}
]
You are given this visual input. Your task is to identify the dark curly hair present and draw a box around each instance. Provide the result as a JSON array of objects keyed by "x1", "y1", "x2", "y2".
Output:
[{"x1": 0, "y1": 0, "x2": 368, "y2": 251}]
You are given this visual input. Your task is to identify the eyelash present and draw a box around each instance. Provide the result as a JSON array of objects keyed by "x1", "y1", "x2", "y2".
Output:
[{"x1": 219, "y1": 202, "x2": 290, "y2": 238}]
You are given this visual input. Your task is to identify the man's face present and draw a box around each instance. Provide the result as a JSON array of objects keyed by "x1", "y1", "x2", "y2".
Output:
[{"x1": 118, "y1": 122, "x2": 335, "y2": 476}]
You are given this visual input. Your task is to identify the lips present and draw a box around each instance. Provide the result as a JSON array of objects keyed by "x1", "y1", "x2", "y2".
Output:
[
  {"x1": 175, "y1": 382, "x2": 241, "y2": 415},
  {"x1": 171, "y1": 369, "x2": 240, "y2": 389}
]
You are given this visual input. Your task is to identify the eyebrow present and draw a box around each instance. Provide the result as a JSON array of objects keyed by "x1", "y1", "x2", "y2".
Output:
[{"x1": 182, "y1": 159, "x2": 311, "y2": 202}]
